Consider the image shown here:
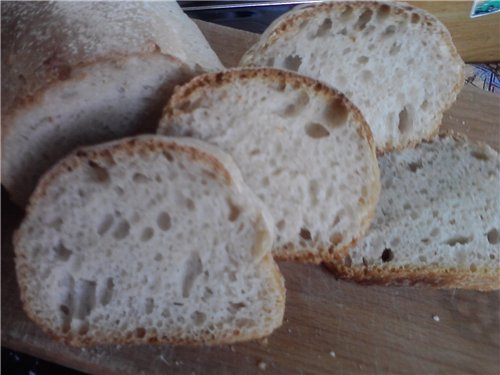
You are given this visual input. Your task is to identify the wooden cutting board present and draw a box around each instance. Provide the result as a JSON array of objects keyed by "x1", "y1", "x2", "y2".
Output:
[{"x1": 2, "y1": 20, "x2": 500, "y2": 375}]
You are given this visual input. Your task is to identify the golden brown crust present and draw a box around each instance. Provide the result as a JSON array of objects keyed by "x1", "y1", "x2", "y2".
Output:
[
  {"x1": 324, "y1": 261, "x2": 500, "y2": 292},
  {"x1": 161, "y1": 67, "x2": 380, "y2": 263}
]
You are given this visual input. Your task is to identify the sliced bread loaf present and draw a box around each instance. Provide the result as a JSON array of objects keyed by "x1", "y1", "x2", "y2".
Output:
[
  {"x1": 159, "y1": 68, "x2": 380, "y2": 263},
  {"x1": 326, "y1": 134, "x2": 500, "y2": 291},
  {"x1": 14, "y1": 135, "x2": 285, "y2": 346},
  {"x1": 1, "y1": 2, "x2": 224, "y2": 207},
  {"x1": 240, "y1": 1, "x2": 464, "y2": 152}
]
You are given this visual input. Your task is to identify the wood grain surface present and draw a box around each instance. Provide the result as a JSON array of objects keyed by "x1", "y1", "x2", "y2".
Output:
[
  {"x1": 2, "y1": 18, "x2": 500, "y2": 375},
  {"x1": 409, "y1": 1, "x2": 500, "y2": 63}
]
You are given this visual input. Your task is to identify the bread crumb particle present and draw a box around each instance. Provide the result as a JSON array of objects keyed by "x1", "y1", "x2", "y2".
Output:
[
  {"x1": 258, "y1": 361, "x2": 267, "y2": 371},
  {"x1": 432, "y1": 314, "x2": 440, "y2": 322},
  {"x1": 287, "y1": 328, "x2": 292, "y2": 333},
  {"x1": 330, "y1": 351, "x2": 336, "y2": 358}
]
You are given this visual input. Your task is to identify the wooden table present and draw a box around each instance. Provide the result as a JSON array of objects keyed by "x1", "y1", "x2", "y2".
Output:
[{"x1": 2, "y1": 18, "x2": 500, "y2": 375}]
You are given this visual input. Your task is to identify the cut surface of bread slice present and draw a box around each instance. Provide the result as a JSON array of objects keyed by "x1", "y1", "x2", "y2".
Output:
[
  {"x1": 15, "y1": 136, "x2": 285, "y2": 346},
  {"x1": 326, "y1": 134, "x2": 500, "y2": 291},
  {"x1": 240, "y1": 1, "x2": 464, "y2": 152},
  {"x1": 159, "y1": 68, "x2": 380, "y2": 263},
  {"x1": 1, "y1": 1, "x2": 224, "y2": 207}
]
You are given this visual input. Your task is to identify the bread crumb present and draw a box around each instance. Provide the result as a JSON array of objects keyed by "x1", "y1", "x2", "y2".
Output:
[
  {"x1": 258, "y1": 361, "x2": 267, "y2": 371},
  {"x1": 330, "y1": 351, "x2": 336, "y2": 358},
  {"x1": 432, "y1": 314, "x2": 440, "y2": 322},
  {"x1": 159, "y1": 354, "x2": 169, "y2": 365}
]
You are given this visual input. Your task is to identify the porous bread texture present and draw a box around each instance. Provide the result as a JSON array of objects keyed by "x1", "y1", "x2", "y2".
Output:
[
  {"x1": 1, "y1": 1, "x2": 224, "y2": 207},
  {"x1": 327, "y1": 135, "x2": 500, "y2": 291},
  {"x1": 159, "y1": 68, "x2": 380, "y2": 263},
  {"x1": 15, "y1": 136, "x2": 285, "y2": 346},
  {"x1": 240, "y1": 1, "x2": 465, "y2": 152}
]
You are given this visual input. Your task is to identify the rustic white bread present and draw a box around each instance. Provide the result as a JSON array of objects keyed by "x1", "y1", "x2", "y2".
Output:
[
  {"x1": 1, "y1": 2, "x2": 224, "y2": 207},
  {"x1": 240, "y1": 1, "x2": 464, "y2": 152},
  {"x1": 14, "y1": 136, "x2": 285, "y2": 346},
  {"x1": 159, "y1": 68, "x2": 380, "y2": 263},
  {"x1": 326, "y1": 134, "x2": 500, "y2": 291}
]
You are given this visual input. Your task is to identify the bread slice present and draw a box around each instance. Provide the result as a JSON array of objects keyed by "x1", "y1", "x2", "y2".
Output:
[
  {"x1": 240, "y1": 1, "x2": 464, "y2": 153},
  {"x1": 159, "y1": 68, "x2": 380, "y2": 263},
  {"x1": 326, "y1": 134, "x2": 500, "y2": 291},
  {"x1": 1, "y1": 1, "x2": 224, "y2": 207},
  {"x1": 14, "y1": 135, "x2": 285, "y2": 346}
]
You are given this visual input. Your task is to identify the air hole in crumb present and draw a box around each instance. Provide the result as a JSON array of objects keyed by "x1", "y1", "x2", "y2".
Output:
[
  {"x1": 282, "y1": 90, "x2": 310, "y2": 117},
  {"x1": 133, "y1": 172, "x2": 149, "y2": 183},
  {"x1": 325, "y1": 98, "x2": 349, "y2": 127},
  {"x1": 357, "y1": 56, "x2": 369, "y2": 64},
  {"x1": 135, "y1": 327, "x2": 146, "y2": 338},
  {"x1": 250, "y1": 149, "x2": 261, "y2": 156},
  {"x1": 471, "y1": 150, "x2": 490, "y2": 161},
  {"x1": 141, "y1": 227, "x2": 154, "y2": 242},
  {"x1": 381, "y1": 248, "x2": 394, "y2": 262},
  {"x1": 487, "y1": 228, "x2": 499, "y2": 244},
  {"x1": 227, "y1": 199, "x2": 241, "y2": 222},
  {"x1": 88, "y1": 161, "x2": 110, "y2": 184},
  {"x1": 419, "y1": 255, "x2": 427, "y2": 262},
  {"x1": 98, "y1": 278, "x2": 114, "y2": 306},
  {"x1": 266, "y1": 57, "x2": 275, "y2": 66},
  {"x1": 186, "y1": 198, "x2": 195, "y2": 210},
  {"x1": 411, "y1": 13, "x2": 421, "y2": 23},
  {"x1": 314, "y1": 17, "x2": 332, "y2": 37},
  {"x1": 60, "y1": 304, "x2": 70, "y2": 316},
  {"x1": 389, "y1": 42, "x2": 401, "y2": 55},
  {"x1": 403, "y1": 203, "x2": 411, "y2": 210},
  {"x1": 154, "y1": 253, "x2": 163, "y2": 262},
  {"x1": 299, "y1": 228, "x2": 312, "y2": 240},
  {"x1": 262, "y1": 176, "x2": 270, "y2": 187},
  {"x1": 470, "y1": 264, "x2": 477, "y2": 272},
  {"x1": 342, "y1": 46, "x2": 351, "y2": 54},
  {"x1": 383, "y1": 25, "x2": 396, "y2": 36},
  {"x1": 163, "y1": 152, "x2": 174, "y2": 162},
  {"x1": 430, "y1": 228, "x2": 440, "y2": 237},
  {"x1": 340, "y1": 5, "x2": 353, "y2": 20},
  {"x1": 113, "y1": 220, "x2": 130, "y2": 240},
  {"x1": 355, "y1": 9, "x2": 373, "y2": 30},
  {"x1": 193, "y1": 311, "x2": 207, "y2": 326},
  {"x1": 490, "y1": 254, "x2": 496, "y2": 260},
  {"x1": 305, "y1": 123, "x2": 330, "y2": 138},
  {"x1": 54, "y1": 242, "x2": 72, "y2": 261},
  {"x1": 408, "y1": 160, "x2": 423, "y2": 172},
  {"x1": 284, "y1": 54, "x2": 302, "y2": 72},
  {"x1": 377, "y1": 3, "x2": 391, "y2": 19},
  {"x1": 229, "y1": 302, "x2": 247, "y2": 313},
  {"x1": 145, "y1": 298, "x2": 154, "y2": 314},
  {"x1": 276, "y1": 220, "x2": 285, "y2": 232},
  {"x1": 98, "y1": 214, "x2": 114, "y2": 235},
  {"x1": 182, "y1": 252, "x2": 203, "y2": 298},
  {"x1": 157, "y1": 212, "x2": 171, "y2": 231},
  {"x1": 398, "y1": 107, "x2": 410, "y2": 134},
  {"x1": 421, "y1": 100, "x2": 429, "y2": 110},
  {"x1": 446, "y1": 236, "x2": 472, "y2": 246}
]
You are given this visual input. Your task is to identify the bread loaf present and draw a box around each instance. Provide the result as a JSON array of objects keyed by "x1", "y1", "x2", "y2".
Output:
[
  {"x1": 1, "y1": 2, "x2": 224, "y2": 207},
  {"x1": 159, "y1": 68, "x2": 380, "y2": 263},
  {"x1": 240, "y1": 1, "x2": 464, "y2": 152},
  {"x1": 14, "y1": 135, "x2": 285, "y2": 346},
  {"x1": 326, "y1": 134, "x2": 500, "y2": 291}
]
